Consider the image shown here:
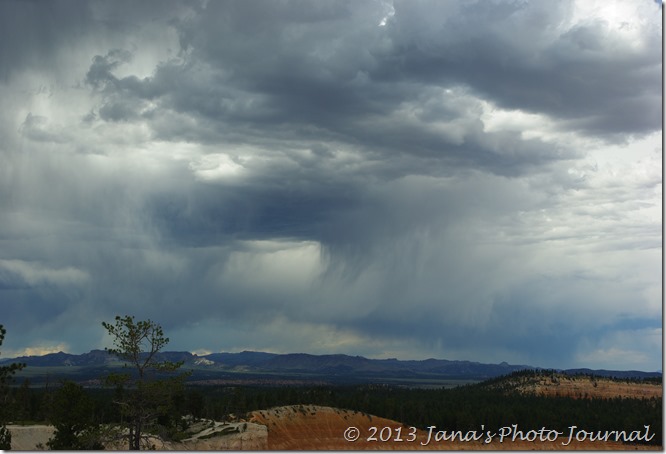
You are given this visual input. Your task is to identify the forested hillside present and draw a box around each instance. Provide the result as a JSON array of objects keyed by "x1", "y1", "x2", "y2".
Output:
[{"x1": 4, "y1": 370, "x2": 661, "y2": 448}]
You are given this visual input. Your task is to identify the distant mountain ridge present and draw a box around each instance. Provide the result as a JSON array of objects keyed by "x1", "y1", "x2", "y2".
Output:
[{"x1": 2, "y1": 350, "x2": 660, "y2": 383}]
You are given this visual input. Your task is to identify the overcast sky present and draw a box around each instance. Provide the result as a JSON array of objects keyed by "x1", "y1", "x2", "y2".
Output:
[{"x1": 0, "y1": 0, "x2": 661, "y2": 371}]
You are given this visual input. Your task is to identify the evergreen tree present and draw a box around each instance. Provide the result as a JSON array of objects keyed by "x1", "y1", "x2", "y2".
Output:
[
  {"x1": 46, "y1": 381, "x2": 104, "y2": 450},
  {"x1": 0, "y1": 325, "x2": 25, "y2": 450},
  {"x1": 102, "y1": 315, "x2": 188, "y2": 450}
]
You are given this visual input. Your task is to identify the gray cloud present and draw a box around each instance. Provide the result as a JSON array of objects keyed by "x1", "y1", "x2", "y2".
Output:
[
  {"x1": 0, "y1": 0, "x2": 660, "y2": 371},
  {"x1": 380, "y1": 0, "x2": 661, "y2": 138}
]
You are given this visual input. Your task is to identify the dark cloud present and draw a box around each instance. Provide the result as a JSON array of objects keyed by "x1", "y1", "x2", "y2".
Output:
[
  {"x1": 379, "y1": 0, "x2": 661, "y2": 138},
  {"x1": 0, "y1": 0, "x2": 660, "y2": 371},
  {"x1": 0, "y1": 0, "x2": 91, "y2": 81}
]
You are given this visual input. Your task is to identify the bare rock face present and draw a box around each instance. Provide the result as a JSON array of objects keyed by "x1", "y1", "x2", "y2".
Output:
[
  {"x1": 7, "y1": 421, "x2": 267, "y2": 451},
  {"x1": 104, "y1": 421, "x2": 268, "y2": 450},
  {"x1": 249, "y1": 405, "x2": 650, "y2": 451},
  {"x1": 171, "y1": 421, "x2": 268, "y2": 450},
  {"x1": 7, "y1": 425, "x2": 55, "y2": 450},
  {"x1": 249, "y1": 405, "x2": 423, "y2": 450}
]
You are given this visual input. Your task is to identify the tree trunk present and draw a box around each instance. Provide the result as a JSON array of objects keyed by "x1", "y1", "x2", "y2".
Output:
[
  {"x1": 132, "y1": 419, "x2": 141, "y2": 450},
  {"x1": 128, "y1": 426, "x2": 135, "y2": 450}
]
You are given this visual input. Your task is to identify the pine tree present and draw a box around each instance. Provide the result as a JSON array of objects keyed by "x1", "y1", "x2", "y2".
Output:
[
  {"x1": 0, "y1": 325, "x2": 25, "y2": 450},
  {"x1": 102, "y1": 315, "x2": 188, "y2": 450},
  {"x1": 46, "y1": 381, "x2": 104, "y2": 450}
]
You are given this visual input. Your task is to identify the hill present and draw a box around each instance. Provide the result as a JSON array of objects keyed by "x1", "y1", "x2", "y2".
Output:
[
  {"x1": 249, "y1": 404, "x2": 659, "y2": 450},
  {"x1": 483, "y1": 370, "x2": 662, "y2": 400},
  {"x1": 3, "y1": 350, "x2": 660, "y2": 387}
]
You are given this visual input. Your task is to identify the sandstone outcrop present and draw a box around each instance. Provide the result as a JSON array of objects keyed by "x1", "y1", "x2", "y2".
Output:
[
  {"x1": 8, "y1": 420, "x2": 268, "y2": 450},
  {"x1": 250, "y1": 404, "x2": 659, "y2": 450},
  {"x1": 7, "y1": 425, "x2": 55, "y2": 450},
  {"x1": 103, "y1": 420, "x2": 268, "y2": 450}
]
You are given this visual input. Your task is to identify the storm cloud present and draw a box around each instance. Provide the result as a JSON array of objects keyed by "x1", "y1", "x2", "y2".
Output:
[{"x1": 0, "y1": 0, "x2": 661, "y2": 371}]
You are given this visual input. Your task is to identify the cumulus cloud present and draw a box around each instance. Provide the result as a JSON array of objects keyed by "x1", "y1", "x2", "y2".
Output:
[
  {"x1": 3, "y1": 343, "x2": 71, "y2": 359},
  {"x1": 0, "y1": 260, "x2": 89, "y2": 287},
  {"x1": 0, "y1": 0, "x2": 660, "y2": 371}
]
